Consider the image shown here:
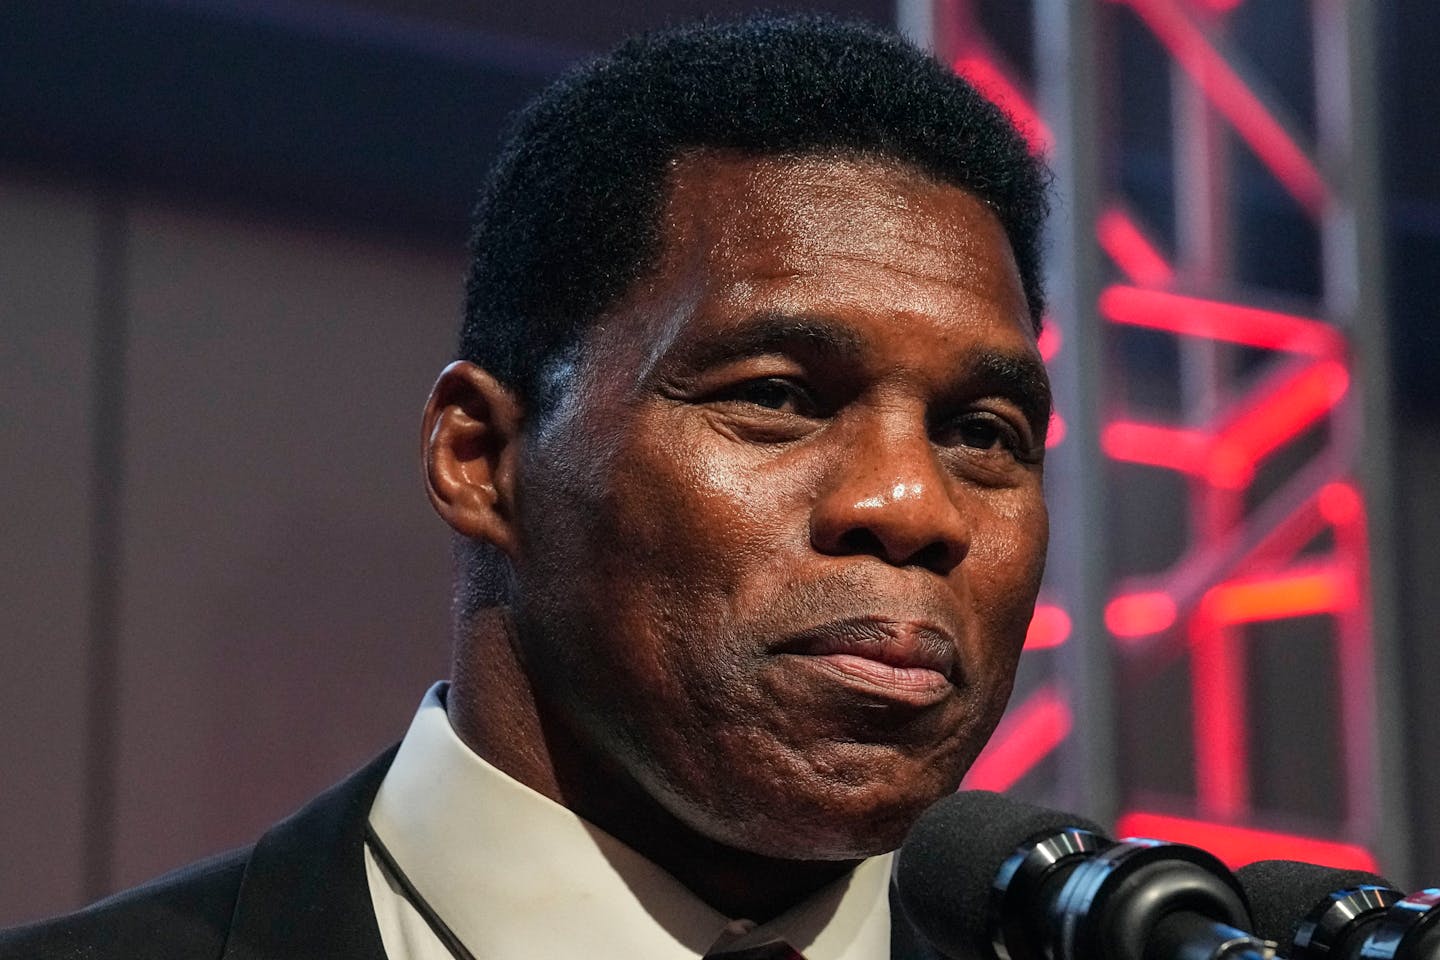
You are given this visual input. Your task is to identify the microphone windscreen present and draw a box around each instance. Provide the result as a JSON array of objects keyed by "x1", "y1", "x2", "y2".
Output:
[
  {"x1": 896, "y1": 790, "x2": 1107, "y2": 960},
  {"x1": 1234, "y1": 859, "x2": 1396, "y2": 953}
]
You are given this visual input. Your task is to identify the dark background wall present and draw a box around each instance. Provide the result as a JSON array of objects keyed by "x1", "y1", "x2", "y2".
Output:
[
  {"x1": 3, "y1": 0, "x2": 1438, "y2": 928},
  {"x1": 0, "y1": 0, "x2": 891, "y2": 927}
]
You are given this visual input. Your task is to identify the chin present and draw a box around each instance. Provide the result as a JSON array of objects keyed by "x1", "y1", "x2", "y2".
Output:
[
  {"x1": 742, "y1": 800, "x2": 935, "y2": 862},
  {"x1": 678, "y1": 769, "x2": 956, "y2": 862}
]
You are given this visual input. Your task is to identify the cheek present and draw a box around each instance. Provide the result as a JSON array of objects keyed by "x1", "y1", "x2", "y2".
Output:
[
  {"x1": 969, "y1": 489, "x2": 1048, "y2": 588},
  {"x1": 603, "y1": 426, "x2": 811, "y2": 593},
  {"x1": 963, "y1": 493, "x2": 1049, "y2": 660},
  {"x1": 520, "y1": 418, "x2": 810, "y2": 703}
]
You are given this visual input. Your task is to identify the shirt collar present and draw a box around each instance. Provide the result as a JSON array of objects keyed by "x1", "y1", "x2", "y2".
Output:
[{"x1": 368, "y1": 683, "x2": 894, "y2": 960}]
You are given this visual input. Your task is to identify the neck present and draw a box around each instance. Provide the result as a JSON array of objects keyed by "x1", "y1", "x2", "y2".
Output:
[{"x1": 447, "y1": 607, "x2": 860, "y2": 921}]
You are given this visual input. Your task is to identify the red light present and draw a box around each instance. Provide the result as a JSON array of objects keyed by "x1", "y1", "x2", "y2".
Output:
[
  {"x1": 1201, "y1": 565, "x2": 1353, "y2": 624},
  {"x1": 1047, "y1": 410, "x2": 1067, "y2": 448},
  {"x1": 1318, "y1": 481, "x2": 1364, "y2": 527},
  {"x1": 1025, "y1": 604, "x2": 1072, "y2": 650},
  {"x1": 1038, "y1": 323, "x2": 1062, "y2": 363},
  {"x1": 1102, "y1": 422, "x2": 1211, "y2": 476},
  {"x1": 1206, "y1": 360, "x2": 1350, "y2": 488},
  {"x1": 962, "y1": 686, "x2": 1071, "y2": 791},
  {"x1": 1099, "y1": 286, "x2": 1344, "y2": 357},
  {"x1": 1191, "y1": 621, "x2": 1248, "y2": 815},
  {"x1": 1234, "y1": 484, "x2": 1340, "y2": 570},
  {"x1": 936, "y1": 0, "x2": 1375, "y2": 922},
  {"x1": 1097, "y1": 207, "x2": 1174, "y2": 286},
  {"x1": 1106, "y1": 591, "x2": 1178, "y2": 638},
  {"x1": 1036, "y1": 323, "x2": 1065, "y2": 448},
  {"x1": 1206, "y1": 449, "x2": 1253, "y2": 490},
  {"x1": 1117, "y1": 0, "x2": 1326, "y2": 217},
  {"x1": 952, "y1": 52, "x2": 1053, "y2": 152},
  {"x1": 1114, "y1": 812, "x2": 1379, "y2": 871}
]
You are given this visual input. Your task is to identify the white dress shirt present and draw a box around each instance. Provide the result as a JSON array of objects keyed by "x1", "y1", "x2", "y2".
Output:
[{"x1": 365, "y1": 683, "x2": 895, "y2": 959}]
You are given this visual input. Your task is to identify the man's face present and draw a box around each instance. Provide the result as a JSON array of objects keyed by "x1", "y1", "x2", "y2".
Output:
[{"x1": 510, "y1": 152, "x2": 1049, "y2": 860}]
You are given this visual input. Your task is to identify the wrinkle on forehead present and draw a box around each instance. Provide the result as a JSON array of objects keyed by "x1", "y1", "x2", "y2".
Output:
[
  {"x1": 585, "y1": 149, "x2": 1033, "y2": 400},
  {"x1": 662, "y1": 149, "x2": 1021, "y2": 294}
]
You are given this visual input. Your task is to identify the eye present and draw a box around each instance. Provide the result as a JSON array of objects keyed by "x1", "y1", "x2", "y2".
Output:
[
  {"x1": 943, "y1": 411, "x2": 1033, "y2": 458},
  {"x1": 725, "y1": 377, "x2": 818, "y2": 416},
  {"x1": 956, "y1": 416, "x2": 1008, "y2": 450}
]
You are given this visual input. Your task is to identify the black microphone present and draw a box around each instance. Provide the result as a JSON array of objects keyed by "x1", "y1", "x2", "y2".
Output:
[
  {"x1": 896, "y1": 790, "x2": 1112, "y2": 960},
  {"x1": 1234, "y1": 860, "x2": 1402, "y2": 960},
  {"x1": 897, "y1": 791, "x2": 1265, "y2": 960},
  {"x1": 1361, "y1": 890, "x2": 1440, "y2": 960},
  {"x1": 1235, "y1": 861, "x2": 1440, "y2": 960}
]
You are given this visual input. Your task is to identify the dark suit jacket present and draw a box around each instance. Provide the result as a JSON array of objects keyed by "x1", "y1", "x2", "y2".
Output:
[{"x1": 0, "y1": 748, "x2": 942, "y2": 959}]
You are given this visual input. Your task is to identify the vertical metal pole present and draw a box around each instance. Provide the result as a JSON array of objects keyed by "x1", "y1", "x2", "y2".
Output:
[
  {"x1": 1313, "y1": 0, "x2": 1411, "y2": 886},
  {"x1": 1172, "y1": 16, "x2": 1235, "y2": 543},
  {"x1": 1174, "y1": 71, "x2": 1231, "y2": 439},
  {"x1": 1033, "y1": 0, "x2": 1118, "y2": 825},
  {"x1": 1172, "y1": 11, "x2": 1246, "y2": 821},
  {"x1": 895, "y1": 0, "x2": 934, "y2": 52}
]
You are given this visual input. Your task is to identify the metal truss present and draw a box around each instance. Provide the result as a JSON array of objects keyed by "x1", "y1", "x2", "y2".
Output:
[{"x1": 900, "y1": 0, "x2": 1405, "y2": 880}]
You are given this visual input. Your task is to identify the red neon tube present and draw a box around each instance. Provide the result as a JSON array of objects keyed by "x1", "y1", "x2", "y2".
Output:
[
  {"x1": 962, "y1": 685, "x2": 1071, "y2": 792},
  {"x1": 952, "y1": 51, "x2": 1054, "y2": 153},
  {"x1": 1026, "y1": 603, "x2": 1072, "y2": 650},
  {"x1": 1106, "y1": 591, "x2": 1179, "y2": 638},
  {"x1": 1116, "y1": 0, "x2": 1326, "y2": 216},
  {"x1": 1102, "y1": 422, "x2": 1211, "y2": 476},
  {"x1": 1097, "y1": 207, "x2": 1175, "y2": 286},
  {"x1": 1201, "y1": 565, "x2": 1354, "y2": 625},
  {"x1": 1114, "y1": 811, "x2": 1379, "y2": 871},
  {"x1": 1099, "y1": 286, "x2": 1344, "y2": 357},
  {"x1": 1038, "y1": 323, "x2": 1062, "y2": 363},
  {"x1": 1190, "y1": 620, "x2": 1249, "y2": 817},
  {"x1": 1207, "y1": 360, "x2": 1350, "y2": 489}
]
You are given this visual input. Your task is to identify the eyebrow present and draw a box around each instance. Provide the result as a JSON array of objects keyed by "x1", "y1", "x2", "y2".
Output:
[
  {"x1": 663, "y1": 309, "x2": 1051, "y2": 431},
  {"x1": 956, "y1": 350, "x2": 1053, "y2": 438},
  {"x1": 666, "y1": 312, "x2": 866, "y2": 373}
]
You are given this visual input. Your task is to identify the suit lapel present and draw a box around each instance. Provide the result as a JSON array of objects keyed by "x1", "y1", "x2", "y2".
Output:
[
  {"x1": 214, "y1": 743, "x2": 946, "y2": 960},
  {"x1": 221, "y1": 746, "x2": 399, "y2": 960}
]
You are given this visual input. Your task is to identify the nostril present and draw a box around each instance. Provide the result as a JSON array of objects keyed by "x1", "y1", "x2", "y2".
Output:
[
  {"x1": 908, "y1": 540, "x2": 953, "y2": 573},
  {"x1": 830, "y1": 527, "x2": 956, "y2": 572},
  {"x1": 836, "y1": 527, "x2": 886, "y2": 557}
]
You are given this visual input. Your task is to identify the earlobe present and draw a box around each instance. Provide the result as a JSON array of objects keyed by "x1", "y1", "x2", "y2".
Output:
[{"x1": 422, "y1": 361, "x2": 524, "y2": 557}]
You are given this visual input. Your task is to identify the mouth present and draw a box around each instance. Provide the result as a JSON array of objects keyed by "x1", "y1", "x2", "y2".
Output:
[{"x1": 775, "y1": 617, "x2": 958, "y2": 707}]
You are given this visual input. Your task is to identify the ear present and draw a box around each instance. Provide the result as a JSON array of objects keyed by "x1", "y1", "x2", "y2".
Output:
[{"x1": 422, "y1": 361, "x2": 524, "y2": 558}]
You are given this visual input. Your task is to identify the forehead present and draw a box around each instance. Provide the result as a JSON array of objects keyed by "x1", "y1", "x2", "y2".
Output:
[{"x1": 583, "y1": 150, "x2": 1038, "y2": 385}]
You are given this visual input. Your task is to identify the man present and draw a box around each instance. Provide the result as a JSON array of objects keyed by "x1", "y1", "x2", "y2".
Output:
[{"x1": 1, "y1": 15, "x2": 1051, "y2": 960}]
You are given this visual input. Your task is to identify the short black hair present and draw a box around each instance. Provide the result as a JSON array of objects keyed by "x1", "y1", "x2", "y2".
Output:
[{"x1": 460, "y1": 14, "x2": 1049, "y2": 410}]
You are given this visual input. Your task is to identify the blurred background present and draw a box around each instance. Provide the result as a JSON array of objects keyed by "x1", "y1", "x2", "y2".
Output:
[{"x1": 3, "y1": 0, "x2": 1438, "y2": 929}]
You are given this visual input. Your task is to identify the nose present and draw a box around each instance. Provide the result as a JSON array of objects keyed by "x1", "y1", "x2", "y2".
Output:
[{"x1": 809, "y1": 418, "x2": 970, "y2": 575}]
